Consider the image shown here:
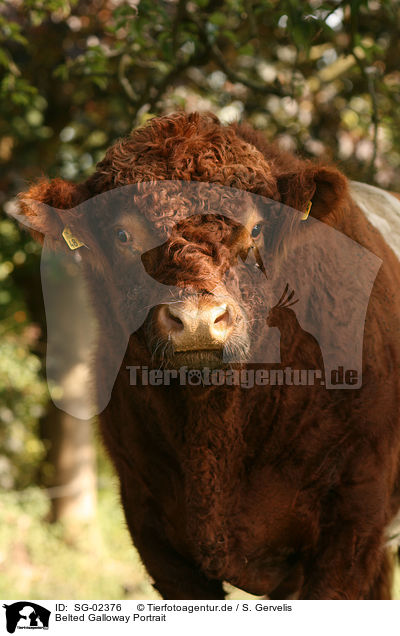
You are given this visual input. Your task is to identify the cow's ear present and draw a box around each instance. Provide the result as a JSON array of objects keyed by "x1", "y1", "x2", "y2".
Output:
[
  {"x1": 276, "y1": 164, "x2": 348, "y2": 221},
  {"x1": 14, "y1": 178, "x2": 90, "y2": 250}
]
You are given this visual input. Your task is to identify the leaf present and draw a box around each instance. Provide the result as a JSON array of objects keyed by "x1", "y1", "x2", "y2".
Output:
[
  {"x1": 238, "y1": 43, "x2": 255, "y2": 56},
  {"x1": 209, "y1": 12, "x2": 226, "y2": 26},
  {"x1": 0, "y1": 47, "x2": 11, "y2": 69}
]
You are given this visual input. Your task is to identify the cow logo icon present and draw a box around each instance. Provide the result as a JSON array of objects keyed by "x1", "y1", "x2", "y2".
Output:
[{"x1": 2, "y1": 602, "x2": 50, "y2": 633}]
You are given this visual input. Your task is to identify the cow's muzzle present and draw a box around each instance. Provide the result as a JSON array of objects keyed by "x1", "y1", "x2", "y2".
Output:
[{"x1": 154, "y1": 295, "x2": 237, "y2": 353}]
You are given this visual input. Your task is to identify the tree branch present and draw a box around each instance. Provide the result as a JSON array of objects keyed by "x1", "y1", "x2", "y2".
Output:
[
  {"x1": 118, "y1": 53, "x2": 137, "y2": 103},
  {"x1": 191, "y1": 13, "x2": 285, "y2": 97},
  {"x1": 349, "y1": 8, "x2": 379, "y2": 182}
]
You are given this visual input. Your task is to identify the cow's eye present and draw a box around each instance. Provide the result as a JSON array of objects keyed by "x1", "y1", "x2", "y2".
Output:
[
  {"x1": 116, "y1": 228, "x2": 130, "y2": 243},
  {"x1": 251, "y1": 223, "x2": 263, "y2": 239}
]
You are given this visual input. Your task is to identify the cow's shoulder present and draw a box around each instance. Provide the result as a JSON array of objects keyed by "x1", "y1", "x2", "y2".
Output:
[{"x1": 349, "y1": 180, "x2": 400, "y2": 260}]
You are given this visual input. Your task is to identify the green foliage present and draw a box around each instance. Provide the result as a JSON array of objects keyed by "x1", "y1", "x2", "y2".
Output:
[
  {"x1": 0, "y1": 486, "x2": 157, "y2": 599},
  {"x1": 0, "y1": 218, "x2": 47, "y2": 489},
  {"x1": 2, "y1": 0, "x2": 400, "y2": 187},
  {"x1": 0, "y1": 341, "x2": 47, "y2": 489}
]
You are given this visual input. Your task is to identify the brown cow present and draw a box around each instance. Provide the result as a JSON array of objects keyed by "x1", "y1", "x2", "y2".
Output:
[{"x1": 17, "y1": 112, "x2": 400, "y2": 599}]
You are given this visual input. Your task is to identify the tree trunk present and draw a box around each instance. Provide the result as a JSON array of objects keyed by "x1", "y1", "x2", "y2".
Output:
[{"x1": 41, "y1": 403, "x2": 97, "y2": 523}]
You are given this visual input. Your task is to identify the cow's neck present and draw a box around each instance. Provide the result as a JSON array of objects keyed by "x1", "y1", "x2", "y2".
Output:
[
  {"x1": 177, "y1": 385, "x2": 245, "y2": 578},
  {"x1": 122, "y1": 334, "x2": 250, "y2": 576}
]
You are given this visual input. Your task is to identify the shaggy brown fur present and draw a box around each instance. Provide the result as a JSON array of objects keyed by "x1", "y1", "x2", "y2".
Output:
[{"x1": 18, "y1": 112, "x2": 400, "y2": 599}]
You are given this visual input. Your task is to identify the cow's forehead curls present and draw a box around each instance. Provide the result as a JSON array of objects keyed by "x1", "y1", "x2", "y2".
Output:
[
  {"x1": 53, "y1": 180, "x2": 270, "y2": 242},
  {"x1": 111, "y1": 181, "x2": 267, "y2": 239},
  {"x1": 87, "y1": 111, "x2": 279, "y2": 201}
]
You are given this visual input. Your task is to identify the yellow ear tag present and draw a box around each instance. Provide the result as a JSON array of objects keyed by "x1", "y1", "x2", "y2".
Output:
[
  {"x1": 301, "y1": 200, "x2": 312, "y2": 221},
  {"x1": 62, "y1": 226, "x2": 85, "y2": 250}
]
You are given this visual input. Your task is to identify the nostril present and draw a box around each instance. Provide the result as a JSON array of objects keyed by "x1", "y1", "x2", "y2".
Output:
[
  {"x1": 214, "y1": 309, "x2": 230, "y2": 325},
  {"x1": 158, "y1": 305, "x2": 185, "y2": 333},
  {"x1": 168, "y1": 312, "x2": 184, "y2": 328},
  {"x1": 209, "y1": 305, "x2": 234, "y2": 342}
]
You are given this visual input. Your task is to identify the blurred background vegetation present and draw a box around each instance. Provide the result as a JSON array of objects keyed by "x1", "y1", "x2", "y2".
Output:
[{"x1": 1, "y1": 0, "x2": 400, "y2": 599}]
